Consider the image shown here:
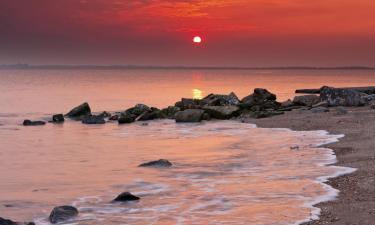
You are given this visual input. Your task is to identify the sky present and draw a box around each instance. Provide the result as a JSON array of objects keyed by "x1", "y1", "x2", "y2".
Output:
[{"x1": 1, "y1": 0, "x2": 375, "y2": 67}]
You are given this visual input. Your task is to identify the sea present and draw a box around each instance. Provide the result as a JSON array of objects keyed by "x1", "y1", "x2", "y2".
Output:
[{"x1": 1, "y1": 69, "x2": 373, "y2": 225}]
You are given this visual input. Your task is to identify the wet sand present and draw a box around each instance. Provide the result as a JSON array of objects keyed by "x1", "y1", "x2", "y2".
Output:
[{"x1": 245, "y1": 106, "x2": 375, "y2": 225}]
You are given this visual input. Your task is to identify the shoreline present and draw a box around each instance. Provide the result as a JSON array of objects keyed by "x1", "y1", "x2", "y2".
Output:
[{"x1": 245, "y1": 106, "x2": 375, "y2": 225}]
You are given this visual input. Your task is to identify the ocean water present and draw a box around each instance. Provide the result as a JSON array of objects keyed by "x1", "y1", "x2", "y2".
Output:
[{"x1": 0, "y1": 69, "x2": 371, "y2": 225}]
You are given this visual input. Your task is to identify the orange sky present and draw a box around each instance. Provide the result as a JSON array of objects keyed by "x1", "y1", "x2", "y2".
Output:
[{"x1": 1, "y1": 0, "x2": 375, "y2": 66}]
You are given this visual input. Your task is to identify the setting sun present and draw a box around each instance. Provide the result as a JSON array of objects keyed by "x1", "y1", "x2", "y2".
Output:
[{"x1": 193, "y1": 36, "x2": 202, "y2": 43}]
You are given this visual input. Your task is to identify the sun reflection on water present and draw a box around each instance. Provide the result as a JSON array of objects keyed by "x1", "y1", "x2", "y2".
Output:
[{"x1": 192, "y1": 88, "x2": 203, "y2": 99}]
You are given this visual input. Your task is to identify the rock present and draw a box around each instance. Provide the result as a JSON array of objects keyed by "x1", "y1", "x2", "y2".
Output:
[
  {"x1": 98, "y1": 111, "x2": 111, "y2": 118},
  {"x1": 136, "y1": 108, "x2": 165, "y2": 121},
  {"x1": 203, "y1": 106, "x2": 240, "y2": 119},
  {"x1": 362, "y1": 94, "x2": 375, "y2": 103},
  {"x1": 240, "y1": 110, "x2": 284, "y2": 119},
  {"x1": 161, "y1": 106, "x2": 181, "y2": 119},
  {"x1": 112, "y1": 192, "x2": 140, "y2": 202},
  {"x1": 175, "y1": 98, "x2": 202, "y2": 110},
  {"x1": 280, "y1": 99, "x2": 294, "y2": 108},
  {"x1": 23, "y1": 120, "x2": 46, "y2": 126},
  {"x1": 201, "y1": 92, "x2": 240, "y2": 106},
  {"x1": 65, "y1": 102, "x2": 91, "y2": 118},
  {"x1": 118, "y1": 112, "x2": 136, "y2": 124},
  {"x1": 139, "y1": 159, "x2": 172, "y2": 168},
  {"x1": 320, "y1": 86, "x2": 367, "y2": 106},
  {"x1": 109, "y1": 114, "x2": 119, "y2": 120},
  {"x1": 125, "y1": 104, "x2": 151, "y2": 117},
  {"x1": 49, "y1": 206, "x2": 78, "y2": 224},
  {"x1": 312, "y1": 101, "x2": 329, "y2": 108},
  {"x1": 0, "y1": 217, "x2": 35, "y2": 225},
  {"x1": 175, "y1": 109, "x2": 205, "y2": 123},
  {"x1": 310, "y1": 106, "x2": 329, "y2": 113},
  {"x1": 52, "y1": 114, "x2": 64, "y2": 123},
  {"x1": 293, "y1": 95, "x2": 320, "y2": 107},
  {"x1": 369, "y1": 101, "x2": 375, "y2": 109},
  {"x1": 82, "y1": 115, "x2": 105, "y2": 124},
  {"x1": 241, "y1": 88, "x2": 276, "y2": 106},
  {"x1": 335, "y1": 106, "x2": 348, "y2": 115},
  {"x1": 201, "y1": 112, "x2": 211, "y2": 121}
]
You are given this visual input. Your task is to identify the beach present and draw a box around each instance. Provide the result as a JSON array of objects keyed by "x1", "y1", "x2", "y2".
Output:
[{"x1": 246, "y1": 106, "x2": 375, "y2": 225}]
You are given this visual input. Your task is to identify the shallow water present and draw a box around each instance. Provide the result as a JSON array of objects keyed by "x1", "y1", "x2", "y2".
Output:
[{"x1": 0, "y1": 69, "x2": 366, "y2": 224}]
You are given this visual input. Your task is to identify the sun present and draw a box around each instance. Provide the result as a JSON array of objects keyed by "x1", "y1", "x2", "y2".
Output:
[{"x1": 193, "y1": 36, "x2": 202, "y2": 44}]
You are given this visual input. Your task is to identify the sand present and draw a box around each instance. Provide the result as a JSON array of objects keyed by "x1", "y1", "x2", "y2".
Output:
[{"x1": 244, "y1": 106, "x2": 375, "y2": 225}]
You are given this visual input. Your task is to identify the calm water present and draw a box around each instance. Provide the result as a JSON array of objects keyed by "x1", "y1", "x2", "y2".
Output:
[{"x1": 0, "y1": 69, "x2": 370, "y2": 225}]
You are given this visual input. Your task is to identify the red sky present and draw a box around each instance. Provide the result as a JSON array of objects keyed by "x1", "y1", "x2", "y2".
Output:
[{"x1": 1, "y1": 0, "x2": 375, "y2": 66}]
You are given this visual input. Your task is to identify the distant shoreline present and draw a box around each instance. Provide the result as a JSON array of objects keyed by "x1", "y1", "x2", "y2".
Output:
[{"x1": 1, "y1": 64, "x2": 375, "y2": 70}]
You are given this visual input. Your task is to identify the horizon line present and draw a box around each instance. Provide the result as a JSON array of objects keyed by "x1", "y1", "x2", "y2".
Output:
[{"x1": 1, "y1": 64, "x2": 375, "y2": 70}]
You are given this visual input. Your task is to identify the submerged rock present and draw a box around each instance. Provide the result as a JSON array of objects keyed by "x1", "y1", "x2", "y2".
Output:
[
  {"x1": 293, "y1": 95, "x2": 320, "y2": 107},
  {"x1": 49, "y1": 206, "x2": 78, "y2": 224},
  {"x1": 335, "y1": 106, "x2": 348, "y2": 115},
  {"x1": 0, "y1": 217, "x2": 35, "y2": 225},
  {"x1": 65, "y1": 102, "x2": 91, "y2": 118},
  {"x1": 118, "y1": 112, "x2": 136, "y2": 124},
  {"x1": 139, "y1": 159, "x2": 172, "y2": 168},
  {"x1": 320, "y1": 86, "x2": 367, "y2": 106},
  {"x1": 203, "y1": 106, "x2": 240, "y2": 119},
  {"x1": 52, "y1": 114, "x2": 64, "y2": 123},
  {"x1": 23, "y1": 120, "x2": 46, "y2": 126},
  {"x1": 112, "y1": 192, "x2": 140, "y2": 202},
  {"x1": 82, "y1": 115, "x2": 105, "y2": 124},
  {"x1": 175, "y1": 109, "x2": 205, "y2": 123}
]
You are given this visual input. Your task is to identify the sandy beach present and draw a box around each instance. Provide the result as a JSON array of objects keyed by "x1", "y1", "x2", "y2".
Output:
[{"x1": 245, "y1": 105, "x2": 375, "y2": 225}]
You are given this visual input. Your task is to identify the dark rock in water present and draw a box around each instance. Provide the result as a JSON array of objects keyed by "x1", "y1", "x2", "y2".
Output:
[
  {"x1": 310, "y1": 106, "x2": 329, "y2": 113},
  {"x1": 175, "y1": 109, "x2": 205, "y2": 123},
  {"x1": 82, "y1": 115, "x2": 105, "y2": 124},
  {"x1": 125, "y1": 104, "x2": 151, "y2": 117},
  {"x1": 139, "y1": 159, "x2": 172, "y2": 168},
  {"x1": 137, "y1": 107, "x2": 165, "y2": 121},
  {"x1": 0, "y1": 217, "x2": 35, "y2": 225},
  {"x1": 52, "y1": 114, "x2": 64, "y2": 123},
  {"x1": 203, "y1": 106, "x2": 240, "y2": 119},
  {"x1": 23, "y1": 120, "x2": 46, "y2": 126},
  {"x1": 49, "y1": 206, "x2": 78, "y2": 224},
  {"x1": 293, "y1": 95, "x2": 320, "y2": 107},
  {"x1": 241, "y1": 110, "x2": 284, "y2": 119},
  {"x1": 112, "y1": 192, "x2": 140, "y2": 202},
  {"x1": 98, "y1": 111, "x2": 111, "y2": 118},
  {"x1": 320, "y1": 86, "x2": 367, "y2": 106},
  {"x1": 201, "y1": 92, "x2": 240, "y2": 106},
  {"x1": 118, "y1": 112, "x2": 136, "y2": 124},
  {"x1": 109, "y1": 114, "x2": 119, "y2": 120},
  {"x1": 161, "y1": 106, "x2": 181, "y2": 119},
  {"x1": 241, "y1": 88, "x2": 276, "y2": 106},
  {"x1": 65, "y1": 102, "x2": 91, "y2": 118}
]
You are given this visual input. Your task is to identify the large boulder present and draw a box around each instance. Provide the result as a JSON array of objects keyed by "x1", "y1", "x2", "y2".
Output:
[
  {"x1": 139, "y1": 159, "x2": 172, "y2": 168},
  {"x1": 112, "y1": 192, "x2": 140, "y2": 202},
  {"x1": 293, "y1": 95, "x2": 320, "y2": 107},
  {"x1": 82, "y1": 115, "x2": 105, "y2": 124},
  {"x1": 161, "y1": 106, "x2": 181, "y2": 119},
  {"x1": 241, "y1": 88, "x2": 276, "y2": 106},
  {"x1": 0, "y1": 217, "x2": 35, "y2": 225},
  {"x1": 320, "y1": 86, "x2": 367, "y2": 106},
  {"x1": 52, "y1": 114, "x2": 64, "y2": 123},
  {"x1": 118, "y1": 112, "x2": 136, "y2": 124},
  {"x1": 49, "y1": 206, "x2": 78, "y2": 224},
  {"x1": 125, "y1": 104, "x2": 151, "y2": 117},
  {"x1": 23, "y1": 120, "x2": 46, "y2": 126},
  {"x1": 203, "y1": 106, "x2": 240, "y2": 119},
  {"x1": 201, "y1": 92, "x2": 240, "y2": 106},
  {"x1": 175, "y1": 109, "x2": 205, "y2": 123},
  {"x1": 175, "y1": 98, "x2": 202, "y2": 110},
  {"x1": 136, "y1": 107, "x2": 165, "y2": 121},
  {"x1": 65, "y1": 102, "x2": 91, "y2": 118}
]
